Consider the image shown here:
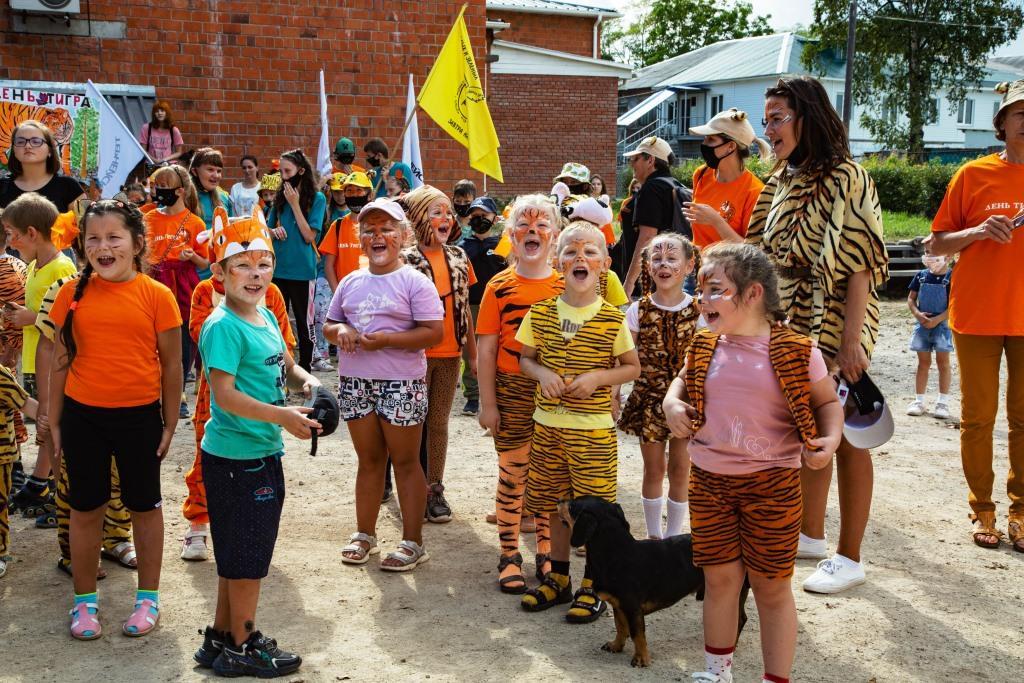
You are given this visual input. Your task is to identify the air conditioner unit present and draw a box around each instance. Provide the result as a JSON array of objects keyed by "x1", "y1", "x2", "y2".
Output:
[{"x1": 10, "y1": 0, "x2": 81, "y2": 14}]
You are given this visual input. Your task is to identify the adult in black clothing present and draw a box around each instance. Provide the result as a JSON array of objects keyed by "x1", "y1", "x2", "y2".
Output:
[
  {"x1": 0, "y1": 120, "x2": 85, "y2": 211},
  {"x1": 621, "y1": 136, "x2": 677, "y2": 296},
  {"x1": 611, "y1": 178, "x2": 640, "y2": 282}
]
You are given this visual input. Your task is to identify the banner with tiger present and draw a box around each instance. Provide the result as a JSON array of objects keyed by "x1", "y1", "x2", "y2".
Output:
[{"x1": 0, "y1": 85, "x2": 98, "y2": 181}]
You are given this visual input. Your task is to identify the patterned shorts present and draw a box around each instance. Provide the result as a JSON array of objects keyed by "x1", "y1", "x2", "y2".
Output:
[
  {"x1": 339, "y1": 377, "x2": 428, "y2": 426},
  {"x1": 525, "y1": 422, "x2": 618, "y2": 515}
]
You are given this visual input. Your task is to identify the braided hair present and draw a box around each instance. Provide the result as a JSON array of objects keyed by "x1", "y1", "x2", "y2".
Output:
[
  {"x1": 699, "y1": 242, "x2": 787, "y2": 324},
  {"x1": 59, "y1": 200, "x2": 148, "y2": 369}
]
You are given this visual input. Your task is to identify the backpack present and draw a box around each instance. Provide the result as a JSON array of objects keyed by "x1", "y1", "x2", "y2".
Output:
[{"x1": 652, "y1": 175, "x2": 694, "y2": 240}]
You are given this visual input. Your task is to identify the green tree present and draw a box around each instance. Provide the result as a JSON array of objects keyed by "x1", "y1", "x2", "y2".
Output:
[
  {"x1": 805, "y1": 1, "x2": 1024, "y2": 160},
  {"x1": 602, "y1": 0, "x2": 773, "y2": 68}
]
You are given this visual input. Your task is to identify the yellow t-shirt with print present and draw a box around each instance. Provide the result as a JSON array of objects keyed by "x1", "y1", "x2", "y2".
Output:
[
  {"x1": 23, "y1": 254, "x2": 77, "y2": 374},
  {"x1": 515, "y1": 297, "x2": 633, "y2": 430}
]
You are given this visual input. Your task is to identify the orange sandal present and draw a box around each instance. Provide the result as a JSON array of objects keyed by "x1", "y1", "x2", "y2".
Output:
[
  {"x1": 969, "y1": 512, "x2": 1003, "y2": 549},
  {"x1": 1008, "y1": 515, "x2": 1024, "y2": 553}
]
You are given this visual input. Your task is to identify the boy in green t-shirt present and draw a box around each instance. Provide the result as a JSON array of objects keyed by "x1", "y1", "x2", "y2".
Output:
[
  {"x1": 1, "y1": 192, "x2": 76, "y2": 521},
  {"x1": 195, "y1": 212, "x2": 321, "y2": 678}
]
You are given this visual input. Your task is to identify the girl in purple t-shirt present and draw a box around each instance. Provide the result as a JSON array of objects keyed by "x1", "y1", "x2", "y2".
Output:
[{"x1": 323, "y1": 199, "x2": 442, "y2": 573}]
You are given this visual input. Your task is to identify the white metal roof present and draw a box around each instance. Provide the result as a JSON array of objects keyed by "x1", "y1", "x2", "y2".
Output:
[
  {"x1": 616, "y1": 89, "x2": 674, "y2": 126},
  {"x1": 486, "y1": 0, "x2": 622, "y2": 18},
  {"x1": 492, "y1": 40, "x2": 632, "y2": 78}
]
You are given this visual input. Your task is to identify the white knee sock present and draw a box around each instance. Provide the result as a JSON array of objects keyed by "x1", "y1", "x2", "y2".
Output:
[
  {"x1": 665, "y1": 498, "x2": 689, "y2": 537},
  {"x1": 641, "y1": 495, "x2": 664, "y2": 539}
]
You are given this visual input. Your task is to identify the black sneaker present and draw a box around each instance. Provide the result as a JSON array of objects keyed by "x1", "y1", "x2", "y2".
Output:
[
  {"x1": 425, "y1": 483, "x2": 452, "y2": 523},
  {"x1": 11, "y1": 484, "x2": 51, "y2": 517},
  {"x1": 193, "y1": 626, "x2": 226, "y2": 668},
  {"x1": 212, "y1": 631, "x2": 301, "y2": 678},
  {"x1": 11, "y1": 461, "x2": 25, "y2": 492},
  {"x1": 461, "y1": 399, "x2": 479, "y2": 416},
  {"x1": 179, "y1": 401, "x2": 190, "y2": 419}
]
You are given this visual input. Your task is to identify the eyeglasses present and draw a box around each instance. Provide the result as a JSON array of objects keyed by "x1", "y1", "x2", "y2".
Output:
[
  {"x1": 761, "y1": 114, "x2": 793, "y2": 130},
  {"x1": 13, "y1": 137, "x2": 46, "y2": 149}
]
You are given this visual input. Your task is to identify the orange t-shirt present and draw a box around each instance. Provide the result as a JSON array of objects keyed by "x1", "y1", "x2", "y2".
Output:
[
  {"x1": 931, "y1": 153, "x2": 1024, "y2": 335},
  {"x1": 50, "y1": 273, "x2": 182, "y2": 407},
  {"x1": 139, "y1": 202, "x2": 157, "y2": 215},
  {"x1": 425, "y1": 248, "x2": 477, "y2": 358},
  {"x1": 476, "y1": 267, "x2": 564, "y2": 374},
  {"x1": 189, "y1": 278, "x2": 297, "y2": 350},
  {"x1": 143, "y1": 208, "x2": 209, "y2": 265},
  {"x1": 691, "y1": 166, "x2": 764, "y2": 249},
  {"x1": 317, "y1": 214, "x2": 364, "y2": 284}
]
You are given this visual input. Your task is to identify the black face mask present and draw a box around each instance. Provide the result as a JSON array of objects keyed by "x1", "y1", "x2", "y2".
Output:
[
  {"x1": 567, "y1": 183, "x2": 587, "y2": 195},
  {"x1": 366, "y1": 156, "x2": 382, "y2": 168},
  {"x1": 700, "y1": 142, "x2": 734, "y2": 170},
  {"x1": 469, "y1": 215, "x2": 493, "y2": 234},
  {"x1": 453, "y1": 203, "x2": 472, "y2": 217},
  {"x1": 286, "y1": 174, "x2": 303, "y2": 188},
  {"x1": 154, "y1": 187, "x2": 179, "y2": 207},
  {"x1": 345, "y1": 195, "x2": 369, "y2": 211},
  {"x1": 336, "y1": 154, "x2": 355, "y2": 165}
]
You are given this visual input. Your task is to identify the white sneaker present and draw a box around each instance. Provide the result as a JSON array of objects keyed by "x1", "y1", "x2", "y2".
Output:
[
  {"x1": 692, "y1": 672, "x2": 732, "y2": 683},
  {"x1": 802, "y1": 554, "x2": 866, "y2": 594},
  {"x1": 796, "y1": 533, "x2": 828, "y2": 560},
  {"x1": 311, "y1": 358, "x2": 334, "y2": 372},
  {"x1": 932, "y1": 402, "x2": 950, "y2": 420},
  {"x1": 906, "y1": 400, "x2": 926, "y2": 416},
  {"x1": 180, "y1": 527, "x2": 210, "y2": 561}
]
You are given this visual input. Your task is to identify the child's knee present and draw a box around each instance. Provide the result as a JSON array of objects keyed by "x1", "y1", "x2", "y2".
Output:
[
  {"x1": 748, "y1": 574, "x2": 794, "y2": 606},
  {"x1": 936, "y1": 352, "x2": 951, "y2": 368}
]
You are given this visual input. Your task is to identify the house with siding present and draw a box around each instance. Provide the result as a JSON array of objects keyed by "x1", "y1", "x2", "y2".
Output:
[{"x1": 618, "y1": 32, "x2": 1024, "y2": 163}]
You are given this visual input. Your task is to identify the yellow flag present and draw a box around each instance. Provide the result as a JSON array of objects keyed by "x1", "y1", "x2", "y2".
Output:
[{"x1": 418, "y1": 6, "x2": 503, "y2": 183}]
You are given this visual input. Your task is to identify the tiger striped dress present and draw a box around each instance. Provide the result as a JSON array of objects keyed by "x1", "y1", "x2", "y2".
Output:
[{"x1": 745, "y1": 160, "x2": 888, "y2": 363}]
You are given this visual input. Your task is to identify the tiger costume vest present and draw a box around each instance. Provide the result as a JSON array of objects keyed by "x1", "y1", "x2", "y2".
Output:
[
  {"x1": 684, "y1": 326, "x2": 819, "y2": 447},
  {"x1": 530, "y1": 296, "x2": 623, "y2": 416},
  {"x1": 403, "y1": 245, "x2": 472, "y2": 349},
  {"x1": 633, "y1": 295, "x2": 701, "y2": 402}
]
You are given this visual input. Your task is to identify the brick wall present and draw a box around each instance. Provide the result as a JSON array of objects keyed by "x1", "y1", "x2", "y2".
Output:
[
  {"x1": 0, "y1": 0, "x2": 489, "y2": 191},
  {"x1": 489, "y1": 73, "x2": 618, "y2": 199},
  {"x1": 491, "y1": 10, "x2": 597, "y2": 59}
]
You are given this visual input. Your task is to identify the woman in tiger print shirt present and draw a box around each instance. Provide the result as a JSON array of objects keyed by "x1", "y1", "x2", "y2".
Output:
[{"x1": 746, "y1": 76, "x2": 888, "y2": 595}]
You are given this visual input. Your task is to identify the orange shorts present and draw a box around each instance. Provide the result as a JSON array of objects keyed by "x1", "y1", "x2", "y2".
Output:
[{"x1": 689, "y1": 465, "x2": 802, "y2": 579}]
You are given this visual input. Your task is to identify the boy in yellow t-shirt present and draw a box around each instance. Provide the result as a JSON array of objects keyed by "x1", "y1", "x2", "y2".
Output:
[
  {"x1": 1, "y1": 192, "x2": 77, "y2": 521},
  {"x1": 515, "y1": 221, "x2": 640, "y2": 623}
]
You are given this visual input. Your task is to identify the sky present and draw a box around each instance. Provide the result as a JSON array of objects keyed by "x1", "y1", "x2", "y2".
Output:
[{"x1": 591, "y1": 0, "x2": 1024, "y2": 57}]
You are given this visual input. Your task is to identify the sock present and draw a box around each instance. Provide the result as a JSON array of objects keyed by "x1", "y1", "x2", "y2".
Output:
[
  {"x1": 641, "y1": 495, "x2": 664, "y2": 539},
  {"x1": 665, "y1": 498, "x2": 689, "y2": 537},
  {"x1": 25, "y1": 475, "x2": 48, "y2": 492},
  {"x1": 763, "y1": 674, "x2": 789, "y2": 683},
  {"x1": 938, "y1": 393, "x2": 950, "y2": 404},
  {"x1": 137, "y1": 589, "x2": 159, "y2": 605},
  {"x1": 916, "y1": 393, "x2": 926, "y2": 403},
  {"x1": 74, "y1": 591, "x2": 97, "y2": 606},
  {"x1": 551, "y1": 560, "x2": 570, "y2": 577},
  {"x1": 704, "y1": 644, "x2": 735, "y2": 677}
]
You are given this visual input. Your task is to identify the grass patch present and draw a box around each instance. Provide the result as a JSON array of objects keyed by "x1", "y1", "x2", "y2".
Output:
[{"x1": 883, "y1": 211, "x2": 932, "y2": 241}]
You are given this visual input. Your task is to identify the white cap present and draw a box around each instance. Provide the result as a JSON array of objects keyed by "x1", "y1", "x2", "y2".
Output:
[
  {"x1": 690, "y1": 108, "x2": 772, "y2": 157},
  {"x1": 623, "y1": 136, "x2": 673, "y2": 162},
  {"x1": 358, "y1": 197, "x2": 406, "y2": 224}
]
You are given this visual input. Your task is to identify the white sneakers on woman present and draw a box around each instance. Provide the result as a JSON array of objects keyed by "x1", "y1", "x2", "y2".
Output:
[{"x1": 802, "y1": 554, "x2": 866, "y2": 594}]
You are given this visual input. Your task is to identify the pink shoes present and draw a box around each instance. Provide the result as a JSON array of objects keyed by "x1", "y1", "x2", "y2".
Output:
[
  {"x1": 122, "y1": 598, "x2": 160, "y2": 637},
  {"x1": 69, "y1": 602, "x2": 102, "y2": 640}
]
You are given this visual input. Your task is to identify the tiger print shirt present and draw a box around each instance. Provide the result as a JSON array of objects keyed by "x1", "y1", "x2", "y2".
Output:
[
  {"x1": 746, "y1": 160, "x2": 888, "y2": 363},
  {"x1": 0, "y1": 364, "x2": 28, "y2": 465},
  {"x1": 0, "y1": 254, "x2": 27, "y2": 352}
]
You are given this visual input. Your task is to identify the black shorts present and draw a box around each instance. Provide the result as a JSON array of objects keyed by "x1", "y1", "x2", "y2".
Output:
[
  {"x1": 61, "y1": 397, "x2": 163, "y2": 512},
  {"x1": 202, "y1": 450, "x2": 285, "y2": 580}
]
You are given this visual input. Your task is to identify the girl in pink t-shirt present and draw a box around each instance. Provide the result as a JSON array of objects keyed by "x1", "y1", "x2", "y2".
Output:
[
  {"x1": 323, "y1": 199, "x2": 443, "y2": 573},
  {"x1": 662, "y1": 243, "x2": 843, "y2": 683}
]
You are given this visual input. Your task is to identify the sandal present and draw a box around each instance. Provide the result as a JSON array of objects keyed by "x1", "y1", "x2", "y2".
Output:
[
  {"x1": 970, "y1": 512, "x2": 1003, "y2": 549},
  {"x1": 341, "y1": 532, "x2": 379, "y2": 565},
  {"x1": 1008, "y1": 515, "x2": 1024, "y2": 553},
  {"x1": 566, "y1": 579, "x2": 607, "y2": 624},
  {"x1": 521, "y1": 573, "x2": 572, "y2": 612},
  {"x1": 35, "y1": 510, "x2": 58, "y2": 528},
  {"x1": 101, "y1": 542, "x2": 138, "y2": 569},
  {"x1": 70, "y1": 601, "x2": 102, "y2": 640},
  {"x1": 535, "y1": 553, "x2": 551, "y2": 582},
  {"x1": 122, "y1": 598, "x2": 159, "y2": 637},
  {"x1": 380, "y1": 539, "x2": 429, "y2": 572},
  {"x1": 57, "y1": 558, "x2": 107, "y2": 581},
  {"x1": 498, "y1": 553, "x2": 526, "y2": 594}
]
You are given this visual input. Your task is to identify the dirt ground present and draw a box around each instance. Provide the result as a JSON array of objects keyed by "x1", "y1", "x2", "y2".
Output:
[{"x1": 1, "y1": 300, "x2": 1022, "y2": 682}]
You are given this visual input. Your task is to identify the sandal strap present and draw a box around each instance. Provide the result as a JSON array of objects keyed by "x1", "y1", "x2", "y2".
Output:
[
  {"x1": 385, "y1": 540, "x2": 425, "y2": 563},
  {"x1": 498, "y1": 553, "x2": 524, "y2": 571},
  {"x1": 348, "y1": 532, "x2": 377, "y2": 545}
]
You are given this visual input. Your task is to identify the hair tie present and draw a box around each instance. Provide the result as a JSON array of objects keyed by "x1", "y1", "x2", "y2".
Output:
[{"x1": 69, "y1": 301, "x2": 79, "y2": 311}]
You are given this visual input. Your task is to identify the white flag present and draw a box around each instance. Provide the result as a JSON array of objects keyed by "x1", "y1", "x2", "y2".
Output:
[
  {"x1": 403, "y1": 74, "x2": 424, "y2": 188},
  {"x1": 85, "y1": 80, "x2": 151, "y2": 199},
  {"x1": 316, "y1": 70, "x2": 332, "y2": 178}
]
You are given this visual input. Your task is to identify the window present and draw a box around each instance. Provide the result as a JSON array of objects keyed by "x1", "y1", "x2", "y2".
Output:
[
  {"x1": 835, "y1": 93, "x2": 845, "y2": 115},
  {"x1": 710, "y1": 94, "x2": 724, "y2": 117},
  {"x1": 957, "y1": 98, "x2": 975, "y2": 125},
  {"x1": 927, "y1": 97, "x2": 940, "y2": 125}
]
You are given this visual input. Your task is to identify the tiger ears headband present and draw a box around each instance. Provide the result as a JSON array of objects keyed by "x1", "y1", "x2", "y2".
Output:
[{"x1": 201, "y1": 205, "x2": 274, "y2": 263}]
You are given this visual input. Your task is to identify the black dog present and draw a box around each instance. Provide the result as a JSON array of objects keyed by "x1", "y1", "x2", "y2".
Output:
[{"x1": 558, "y1": 496, "x2": 749, "y2": 668}]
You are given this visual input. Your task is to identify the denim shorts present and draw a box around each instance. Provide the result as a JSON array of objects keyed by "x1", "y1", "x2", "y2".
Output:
[{"x1": 910, "y1": 321, "x2": 953, "y2": 353}]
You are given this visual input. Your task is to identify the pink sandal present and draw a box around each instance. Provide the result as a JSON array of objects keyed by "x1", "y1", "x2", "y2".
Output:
[
  {"x1": 69, "y1": 602, "x2": 102, "y2": 640},
  {"x1": 122, "y1": 598, "x2": 159, "y2": 637}
]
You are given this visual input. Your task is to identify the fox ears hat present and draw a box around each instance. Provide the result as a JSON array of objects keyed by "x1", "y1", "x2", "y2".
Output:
[{"x1": 198, "y1": 206, "x2": 275, "y2": 263}]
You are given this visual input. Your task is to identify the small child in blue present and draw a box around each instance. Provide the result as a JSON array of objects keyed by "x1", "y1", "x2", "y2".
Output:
[{"x1": 907, "y1": 254, "x2": 953, "y2": 420}]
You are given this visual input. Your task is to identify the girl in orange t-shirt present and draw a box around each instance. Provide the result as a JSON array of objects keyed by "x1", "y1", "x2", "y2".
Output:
[
  {"x1": 145, "y1": 165, "x2": 210, "y2": 418},
  {"x1": 400, "y1": 185, "x2": 477, "y2": 523},
  {"x1": 49, "y1": 199, "x2": 183, "y2": 641}
]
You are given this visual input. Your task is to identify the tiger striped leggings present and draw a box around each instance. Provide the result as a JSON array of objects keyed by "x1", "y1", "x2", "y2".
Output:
[{"x1": 1, "y1": 462, "x2": 12, "y2": 556}]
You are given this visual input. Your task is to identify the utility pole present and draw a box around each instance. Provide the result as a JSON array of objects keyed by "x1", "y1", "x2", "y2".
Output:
[{"x1": 843, "y1": 0, "x2": 857, "y2": 130}]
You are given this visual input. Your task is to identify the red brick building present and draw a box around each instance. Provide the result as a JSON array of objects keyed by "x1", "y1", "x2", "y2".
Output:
[{"x1": 0, "y1": 0, "x2": 628, "y2": 198}]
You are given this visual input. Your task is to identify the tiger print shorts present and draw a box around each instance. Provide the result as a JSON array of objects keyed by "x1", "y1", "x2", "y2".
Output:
[
  {"x1": 525, "y1": 422, "x2": 617, "y2": 515},
  {"x1": 494, "y1": 372, "x2": 538, "y2": 452},
  {"x1": 689, "y1": 465, "x2": 802, "y2": 580}
]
